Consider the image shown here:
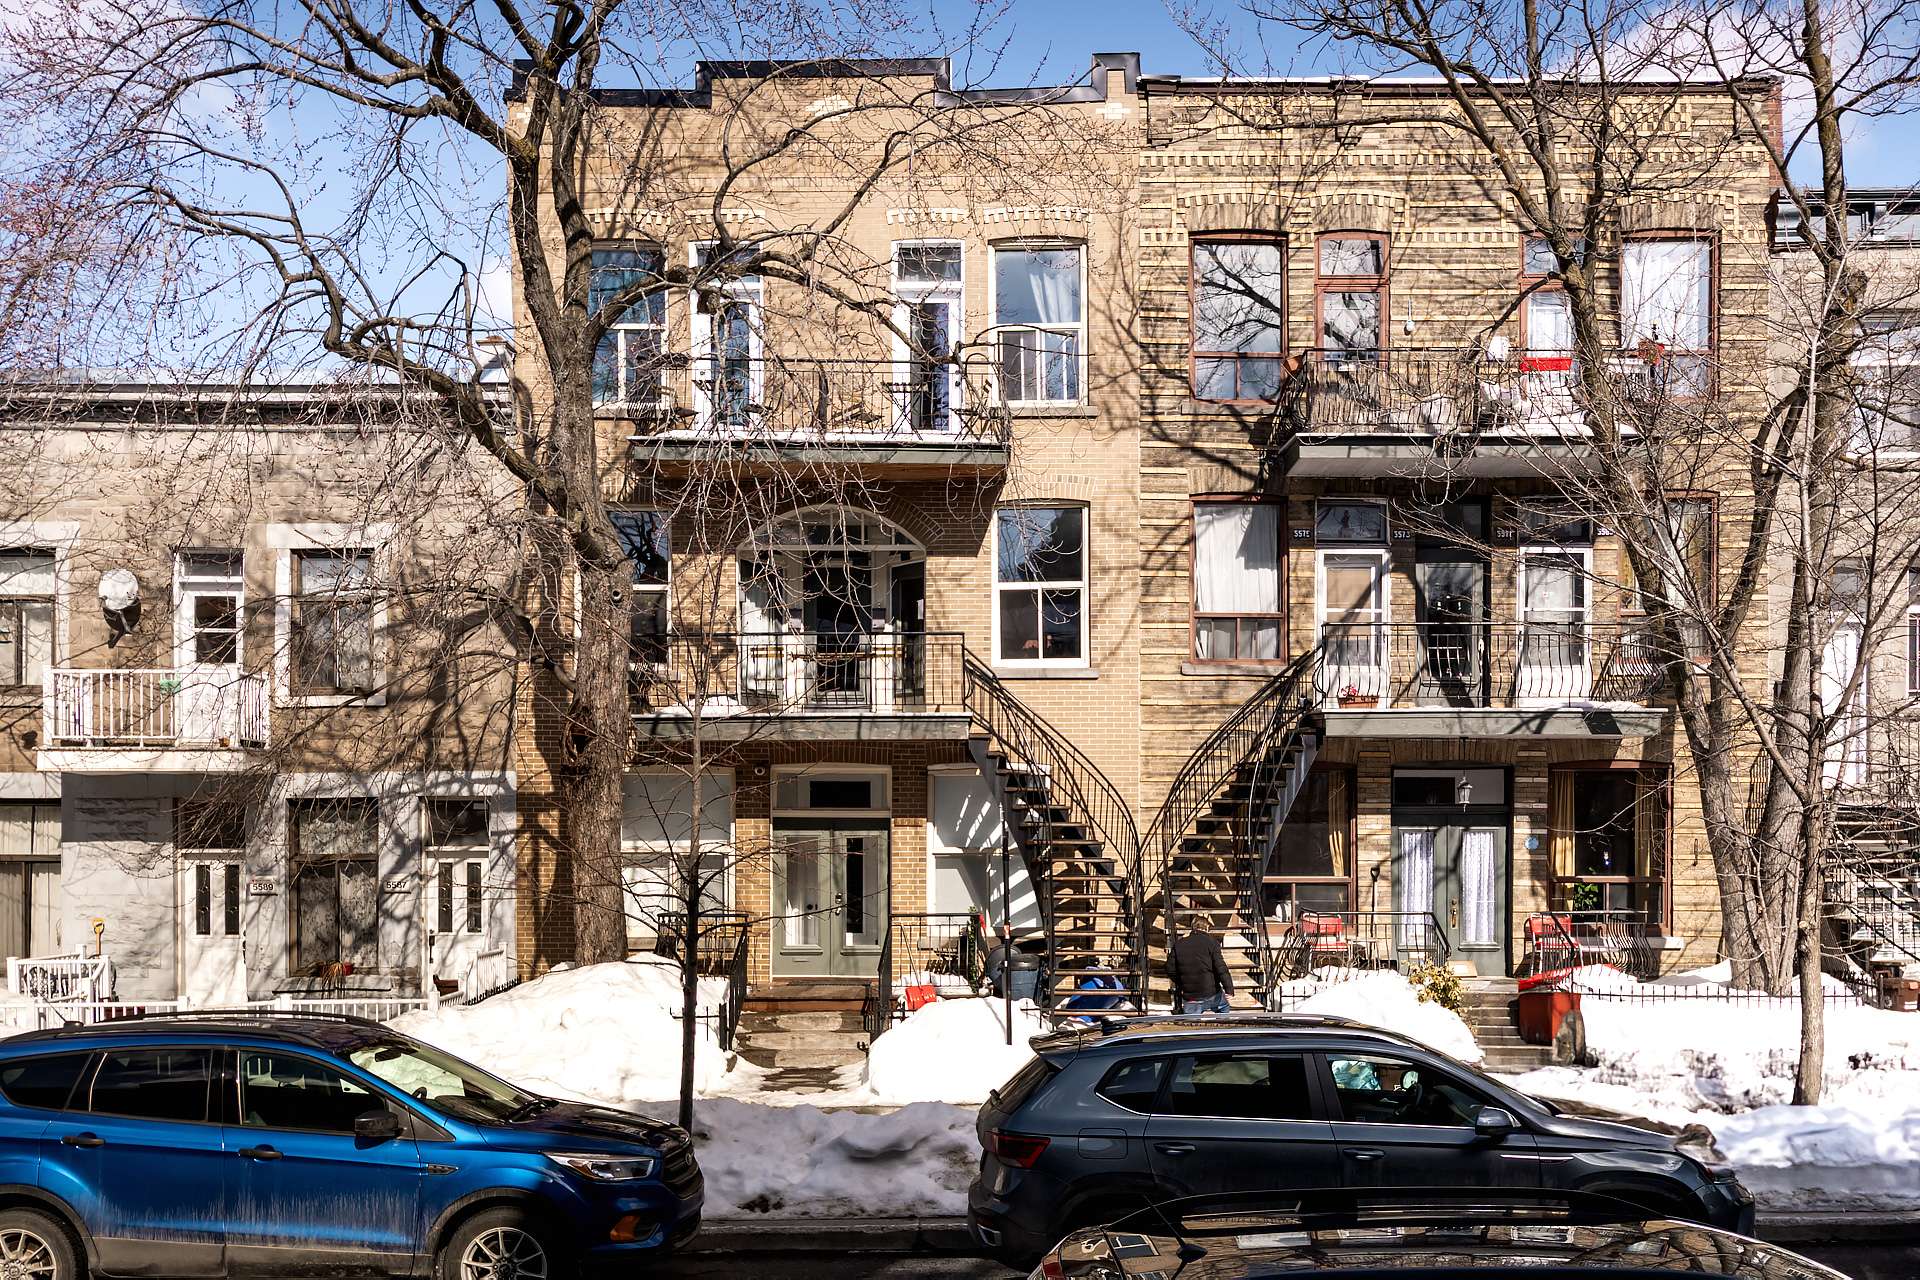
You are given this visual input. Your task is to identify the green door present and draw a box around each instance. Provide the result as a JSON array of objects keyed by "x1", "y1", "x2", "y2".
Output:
[
  {"x1": 771, "y1": 822, "x2": 889, "y2": 977},
  {"x1": 1394, "y1": 823, "x2": 1509, "y2": 975}
]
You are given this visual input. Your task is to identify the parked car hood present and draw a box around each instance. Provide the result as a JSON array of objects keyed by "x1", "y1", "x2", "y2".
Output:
[
  {"x1": 1531, "y1": 1109, "x2": 1678, "y2": 1149},
  {"x1": 485, "y1": 1099, "x2": 685, "y2": 1152}
]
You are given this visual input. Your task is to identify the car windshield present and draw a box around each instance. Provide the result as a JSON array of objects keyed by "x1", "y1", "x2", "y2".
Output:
[{"x1": 347, "y1": 1037, "x2": 538, "y2": 1122}]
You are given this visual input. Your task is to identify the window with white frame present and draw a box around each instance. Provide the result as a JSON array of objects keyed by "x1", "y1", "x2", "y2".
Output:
[
  {"x1": 590, "y1": 246, "x2": 668, "y2": 407},
  {"x1": 1520, "y1": 237, "x2": 1575, "y2": 360},
  {"x1": 1192, "y1": 500, "x2": 1283, "y2": 661},
  {"x1": 0, "y1": 550, "x2": 54, "y2": 689},
  {"x1": 612, "y1": 511, "x2": 670, "y2": 666},
  {"x1": 1851, "y1": 311, "x2": 1920, "y2": 451},
  {"x1": 1621, "y1": 236, "x2": 1715, "y2": 396},
  {"x1": 175, "y1": 551, "x2": 244, "y2": 666},
  {"x1": 621, "y1": 772, "x2": 734, "y2": 945},
  {"x1": 995, "y1": 506, "x2": 1088, "y2": 665},
  {"x1": 691, "y1": 243, "x2": 763, "y2": 429},
  {"x1": 1908, "y1": 567, "x2": 1920, "y2": 694},
  {"x1": 291, "y1": 549, "x2": 377, "y2": 695},
  {"x1": 893, "y1": 242, "x2": 963, "y2": 432},
  {"x1": 0, "y1": 804, "x2": 59, "y2": 959},
  {"x1": 993, "y1": 244, "x2": 1084, "y2": 405},
  {"x1": 929, "y1": 770, "x2": 1039, "y2": 933},
  {"x1": 426, "y1": 799, "x2": 488, "y2": 937}
]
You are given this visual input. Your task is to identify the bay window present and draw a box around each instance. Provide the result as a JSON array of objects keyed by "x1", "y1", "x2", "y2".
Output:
[
  {"x1": 1621, "y1": 235, "x2": 1714, "y2": 396},
  {"x1": 995, "y1": 505, "x2": 1087, "y2": 665},
  {"x1": 1191, "y1": 238, "x2": 1286, "y2": 401},
  {"x1": 1192, "y1": 500, "x2": 1283, "y2": 661},
  {"x1": 993, "y1": 245, "x2": 1084, "y2": 405}
]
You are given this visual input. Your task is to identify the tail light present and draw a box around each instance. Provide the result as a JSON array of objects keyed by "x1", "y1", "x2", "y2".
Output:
[{"x1": 988, "y1": 1129, "x2": 1050, "y2": 1169}]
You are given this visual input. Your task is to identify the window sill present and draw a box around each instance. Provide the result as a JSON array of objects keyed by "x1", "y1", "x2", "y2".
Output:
[
  {"x1": 1181, "y1": 661, "x2": 1288, "y2": 676},
  {"x1": 0, "y1": 688, "x2": 39, "y2": 708},
  {"x1": 991, "y1": 666, "x2": 1100, "y2": 680},
  {"x1": 1179, "y1": 398, "x2": 1279, "y2": 416},
  {"x1": 282, "y1": 693, "x2": 389, "y2": 709},
  {"x1": 1007, "y1": 405, "x2": 1100, "y2": 419}
]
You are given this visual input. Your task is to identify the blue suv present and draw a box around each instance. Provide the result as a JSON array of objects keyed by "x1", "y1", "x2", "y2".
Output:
[{"x1": 0, "y1": 1011, "x2": 702, "y2": 1278}]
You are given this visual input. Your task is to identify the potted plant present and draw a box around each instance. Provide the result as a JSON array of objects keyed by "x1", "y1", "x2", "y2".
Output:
[{"x1": 1336, "y1": 682, "x2": 1371, "y2": 708}]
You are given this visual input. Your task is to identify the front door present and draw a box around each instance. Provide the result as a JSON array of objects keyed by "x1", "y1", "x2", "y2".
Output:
[
  {"x1": 889, "y1": 561, "x2": 927, "y2": 706},
  {"x1": 179, "y1": 859, "x2": 247, "y2": 1007},
  {"x1": 772, "y1": 823, "x2": 888, "y2": 977},
  {"x1": 173, "y1": 551, "x2": 245, "y2": 745},
  {"x1": 1395, "y1": 824, "x2": 1509, "y2": 975},
  {"x1": 1413, "y1": 553, "x2": 1487, "y2": 706},
  {"x1": 1320, "y1": 551, "x2": 1387, "y2": 704}
]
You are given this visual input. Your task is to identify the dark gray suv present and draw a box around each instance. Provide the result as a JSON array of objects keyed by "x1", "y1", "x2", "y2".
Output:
[{"x1": 966, "y1": 1015, "x2": 1754, "y2": 1268}]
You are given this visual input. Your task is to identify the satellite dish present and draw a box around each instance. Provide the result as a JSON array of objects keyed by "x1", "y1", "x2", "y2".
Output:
[{"x1": 99, "y1": 568, "x2": 140, "y2": 613}]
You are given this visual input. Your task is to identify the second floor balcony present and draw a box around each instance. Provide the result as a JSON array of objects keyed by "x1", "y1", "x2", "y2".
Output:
[
  {"x1": 1314, "y1": 621, "x2": 1669, "y2": 737},
  {"x1": 632, "y1": 630, "x2": 972, "y2": 742},
  {"x1": 40, "y1": 667, "x2": 271, "y2": 772}
]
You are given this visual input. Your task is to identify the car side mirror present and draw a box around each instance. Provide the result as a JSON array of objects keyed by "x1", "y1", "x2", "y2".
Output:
[
  {"x1": 1473, "y1": 1106, "x2": 1517, "y2": 1140},
  {"x1": 354, "y1": 1109, "x2": 403, "y2": 1142}
]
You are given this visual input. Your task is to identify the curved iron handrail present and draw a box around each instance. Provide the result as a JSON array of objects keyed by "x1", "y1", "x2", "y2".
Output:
[
  {"x1": 1142, "y1": 651, "x2": 1318, "y2": 944},
  {"x1": 1233, "y1": 659, "x2": 1320, "y2": 1000},
  {"x1": 962, "y1": 651, "x2": 1145, "y2": 1003}
]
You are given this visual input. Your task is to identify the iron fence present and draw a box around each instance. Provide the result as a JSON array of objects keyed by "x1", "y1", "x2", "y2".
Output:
[
  {"x1": 1276, "y1": 348, "x2": 1588, "y2": 439},
  {"x1": 1265, "y1": 910, "x2": 1454, "y2": 1005},
  {"x1": 634, "y1": 631, "x2": 967, "y2": 716},
  {"x1": 1318, "y1": 622, "x2": 1669, "y2": 708}
]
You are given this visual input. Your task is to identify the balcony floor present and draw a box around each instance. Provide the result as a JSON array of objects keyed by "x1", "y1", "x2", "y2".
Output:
[
  {"x1": 633, "y1": 710, "x2": 976, "y2": 742},
  {"x1": 38, "y1": 746, "x2": 263, "y2": 774},
  {"x1": 1320, "y1": 705, "x2": 1669, "y2": 738},
  {"x1": 1282, "y1": 436, "x2": 1600, "y2": 478}
]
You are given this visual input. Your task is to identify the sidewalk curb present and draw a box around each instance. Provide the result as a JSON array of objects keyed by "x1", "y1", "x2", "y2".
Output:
[
  {"x1": 692, "y1": 1216, "x2": 975, "y2": 1254},
  {"x1": 1757, "y1": 1210, "x2": 1920, "y2": 1244}
]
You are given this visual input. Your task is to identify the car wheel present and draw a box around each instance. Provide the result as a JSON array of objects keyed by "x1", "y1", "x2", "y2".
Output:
[
  {"x1": 437, "y1": 1206, "x2": 567, "y2": 1280},
  {"x1": 0, "y1": 1208, "x2": 80, "y2": 1280}
]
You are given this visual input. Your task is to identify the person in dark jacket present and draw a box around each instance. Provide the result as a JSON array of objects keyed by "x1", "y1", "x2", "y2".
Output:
[{"x1": 1166, "y1": 924, "x2": 1234, "y2": 1014}]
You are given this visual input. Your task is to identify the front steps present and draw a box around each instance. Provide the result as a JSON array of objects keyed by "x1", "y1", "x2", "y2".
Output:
[
  {"x1": 1459, "y1": 980, "x2": 1554, "y2": 1074},
  {"x1": 735, "y1": 983, "x2": 870, "y2": 1091}
]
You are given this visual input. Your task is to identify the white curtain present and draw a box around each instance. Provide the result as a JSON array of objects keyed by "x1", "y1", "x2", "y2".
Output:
[
  {"x1": 995, "y1": 248, "x2": 1082, "y2": 325},
  {"x1": 1821, "y1": 623, "x2": 1867, "y2": 787},
  {"x1": 0, "y1": 806, "x2": 35, "y2": 858},
  {"x1": 0, "y1": 551, "x2": 54, "y2": 595},
  {"x1": 1622, "y1": 240, "x2": 1710, "y2": 349},
  {"x1": 1527, "y1": 291, "x2": 1573, "y2": 354},
  {"x1": 1195, "y1": 504, "x2": 1281, "y2": 615},
  {"x1": 1460, "y1": 830, "x2": 1498, "y2": 946},
  {"x1": 1397, "y1": 828, "x2": 1435, "y2": 947}
]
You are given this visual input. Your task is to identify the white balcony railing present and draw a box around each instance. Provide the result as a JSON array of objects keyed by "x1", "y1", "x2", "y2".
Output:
[
  {"x1": 43, "y1": 668, "x2": 270, "y2": 748},
  {"x1": 6, "y1": 953, "x2": 113, "y2": 1002}
]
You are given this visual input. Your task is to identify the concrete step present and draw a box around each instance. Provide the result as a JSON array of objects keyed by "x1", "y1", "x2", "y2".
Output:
[{"x1": 739, "y1": 1010, "x2": 866, "y2": 1034}]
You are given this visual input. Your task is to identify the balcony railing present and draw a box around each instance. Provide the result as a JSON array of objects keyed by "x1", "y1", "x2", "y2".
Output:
[
  {"x1": 1317, "y1": 622, "x2": 1668, "y2": 709},
  {"x1": 633, "y1": 630, "x2": 967, "y2": 716},
  {"x1": 43, "y1": 668, "x2": 270, "y2": 748},
  {"x1": 617, "y1": 357, "x2": 1011, "y2": 449},
  {"x1": 1279, "y1": 348, "x2": 1588, "y2": 439}
]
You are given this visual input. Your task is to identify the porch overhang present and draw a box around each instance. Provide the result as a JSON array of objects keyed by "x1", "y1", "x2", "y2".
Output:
[
  {"x1": 634, "y1": 711, "x2": 976, "y2": 742},
  {"x1": 1319, "y1": 706, "x2": 1669, "y2": 738},
  {"x1": 37, "y1": 747, "x2": 262, "y2": 773},
  {"x1": 1281, "y1": 436, "x2": 1600, "y2": 478}
]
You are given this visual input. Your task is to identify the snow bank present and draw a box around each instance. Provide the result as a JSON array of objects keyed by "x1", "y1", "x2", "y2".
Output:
[
  {"x1": 389, "y1": 959, "x2": 749, "y2": 1103},
  {"x1": 676, "y1": 1099, "x2": 977, "y2": 1217},
  {"x1": 858, "y1": 997, "x2": 1051, "y2": 1105},
  {"x1": 1285, "y1": 971, "x2": 1483, "y2": 1065}
]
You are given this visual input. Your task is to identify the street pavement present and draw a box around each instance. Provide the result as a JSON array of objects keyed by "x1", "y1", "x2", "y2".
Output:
[{"x1": 659, "y1": 1240, "x2": 1920, "y2": 1278}]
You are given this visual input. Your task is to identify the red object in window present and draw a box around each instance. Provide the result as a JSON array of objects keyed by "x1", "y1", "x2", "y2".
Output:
[
  {"x1": 987, "y1": 1130, "x2": 1051, "y2": 1169},
  {"x1": 1518, "y1": 355, "x2": 1573, "y2": 373}
]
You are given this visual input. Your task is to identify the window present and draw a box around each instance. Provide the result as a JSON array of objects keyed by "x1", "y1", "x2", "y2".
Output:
[
  {"x1": 1160, "y1": 1054, "x2": 1314, "y2": 1120},
  {"x1": 238, "y1": 1049, "x2": 383, "y2": 1133},
  {"x1": 612, "y1": 511, "x2": 670, "y2": 666},
  {"x1": 1909, "y1": 569, "x2": 1920, "y2": 693},
  {"x1": 1262, "y1": 769, "x2": 1353, "y2": 921},
  {"x1": 1549, "y1": 768, "x2": 1669, "y2": 926},
  {"x1": 175, "y1": 551, "x2": 243, "y2": 665},
  {"x1": 1314, "y1": 501, "x2": 1387, "y2": 545},
  {"x1": 291, "y1": 549, "x2": 377, "y2": 695},
  {"x1": 0, "y1": 549, "x2": 54, "y2": 688},
  {"x1": 1326, "y1": 1054, "x2": 1483, "y2": 1127},
  {"x1": 192, "y1": 863, "x2": 242, "y2": 938},
  {"x1": 0, "y1": 804, "x2": 59, "y2": 960},
  {"x1": 0, "y1": 1053, "x2": 91, "y2": 1110},
  {"x1": 1519, "y1": 237, "x2": 1573, "y2": 361},
  {"x1": 691, "y1": 243, "x2": 763, "y2": 429},
  {"x1": 1316, "y1": 234, "x2": 1387, "y2": 363},
  {"x1": 994, "y1": 245, "x2": 1084, "y2": 404},
  {"x1": 1621, "y1": 236, "x2": 1714, "y2": 396},
  {"x1": 591, "y1": 246, "x2": 667, "y2": 407},
  {"x1": 621, "y1": 773, "x2": 734, "y2": 945},
  {"x1": 1851, "y1": 311, "x2": 1920, "y2": 451},
  {"x1": 289, "y1": 800, "x2": 379, "y2": 975},
  {"x1": 85, "y1": 1047, "x2": 214, "y2": 1124},
  {"x1": 428, "y1": 799, "x2": 488, "y2": 936},
  {"x1": 893, "y1": 243, "x2": 963, "y2": 433},
  {"x1": 1096, "y1": 1058, "x2": 1166, "y2": 1113},
  {"x1": 1192, "y1": 501, "x2": 1283, "y2": 661},
  {"x1": 1623, "y1": 497, "x2": 1714, "y2": 657},
  {"x1": 994, "y1": 506, "x2": 1088, "y2": 664},
  {"x1": 1191, "y1": 239, "x2": 1286, "y2": 401},
  {"x1": 930, "y1": 769, "x2": 1038, "y2": 932}
]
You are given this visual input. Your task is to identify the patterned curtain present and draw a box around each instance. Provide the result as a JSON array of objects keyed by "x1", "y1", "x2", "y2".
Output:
[
  {"x1": 1397, "y1": 828, "x2": 1434, "y2": 948},
  {"x1": 1460, "y1": 829, "x2": 1498, "y2": 946}
]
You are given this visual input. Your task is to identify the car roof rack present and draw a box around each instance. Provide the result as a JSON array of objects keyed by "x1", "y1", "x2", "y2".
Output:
[
  {"x1": 1093, "y1": 1012, "x2": 1364, "y2": 1034},
  {"x1": 8, "y1": 1007, "x2": 391, "y2": 1041}
]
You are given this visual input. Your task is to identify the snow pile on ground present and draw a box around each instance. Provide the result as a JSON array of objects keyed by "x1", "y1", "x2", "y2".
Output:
[
  {"x1": 1282, "y1": 970, "x2": 1483, "y2": 1065},
  {"x1": 390, "y1": 959, "x2": 751, "y2": 1103},
  {"x1": 856, "y1": 997, "x2": 1051, "y2": 1105},
  {"x1": 667, "y1": 1099, "x2": 977, "y2": 1217},
  {"x1": 1558, "y1": 964, "x2": 1920, "y2": 1111}
]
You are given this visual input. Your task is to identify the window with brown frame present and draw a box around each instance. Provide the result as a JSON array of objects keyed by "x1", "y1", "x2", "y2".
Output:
[
  {"x1": 1191, "y1": 499, "x2": 1284, "y2": 662},
  {"x1": 1908, "y1": 567, "x2": 1920, "y2": 694},
  {"x1": 1548, "y1": 766, "x2": 1670, "y2": 929},
  {"x1": 1316, "y1": 233, "x2": 1387, "y2": 365},
  {"x1": 1259, "y1": 768, "x2": 1354, "y2": 920},
  {"x1": 1621, "y1": 234, "x2": 1716, "y2": 397},
  {"x1": 1518, "y1": 237, "x2": 1576, "y2": 365},
  {"x1": 1190, "y1": 238, "x2": 1287, "y2": 401}
]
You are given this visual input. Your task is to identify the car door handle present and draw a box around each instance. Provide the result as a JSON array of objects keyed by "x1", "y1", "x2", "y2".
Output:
[
  {"x1": 1342, "y1": 1147, "x2": 1385, "y2": 1162},
  {"x1": 237, "y1": 1145, "x2": 282, "y2": 1161},
  {"x1": 59, "y1": 1132, "x2": 103, "y2": 1148},
  {"x1": 1153, "y1": 1142, "x2": 1197, "y2": 1156}
]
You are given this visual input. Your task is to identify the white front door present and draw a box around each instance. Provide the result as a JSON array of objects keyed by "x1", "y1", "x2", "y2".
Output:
[
  {"x1": 1517, "y1": 549, "x2": 1591, "y2": 702},
  {"x1": 1320, "y1": 551, "x2": 1387, "y2": 704},
  {"x1": 1822, "y1": 620, "x2": 1867, "y2": 787},
  {"x1": 424, "y1": 800, "x2": 490, "y2": 988},
  {"x1": 173, "y1": 551, "x2": 245, "y2": 744},
  {"x1": 179, "y1": 859, "x2": 247, "y2": 1007}
]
